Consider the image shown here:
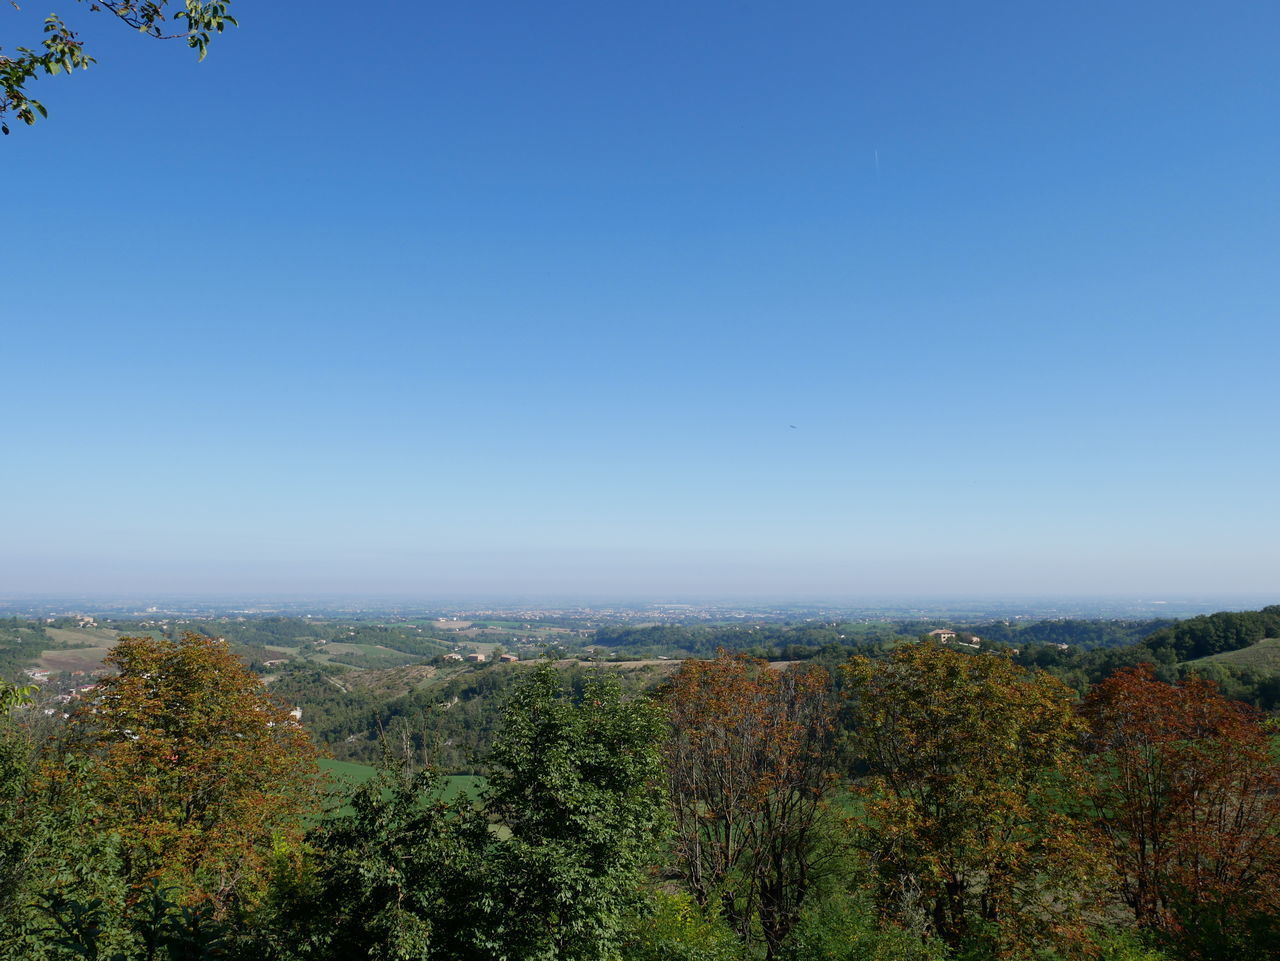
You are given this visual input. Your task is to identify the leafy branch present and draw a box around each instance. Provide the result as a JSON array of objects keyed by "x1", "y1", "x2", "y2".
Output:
[{"x1": 0, "y1": 0, "x2": 236, "y2": 134}]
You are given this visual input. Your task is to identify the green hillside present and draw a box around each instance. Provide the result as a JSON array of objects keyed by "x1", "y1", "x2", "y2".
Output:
[
  {"x1": 1185, "y1": 636, "x2": 1280, "y2": 672},
  {"x1": 273, "y1": 657, "x2": 681, "y2": 772}
]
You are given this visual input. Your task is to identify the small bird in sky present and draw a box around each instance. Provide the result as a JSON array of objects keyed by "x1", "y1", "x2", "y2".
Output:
[{"x1": 789, "y1": 424, "x2": 797, "y2": 429}]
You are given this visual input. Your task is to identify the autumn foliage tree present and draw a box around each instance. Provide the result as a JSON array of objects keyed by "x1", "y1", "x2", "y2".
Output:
[
  {"x1": 58, "y1": 633, "x2": 320, "y2": 909},
  {"x1": 665, "y1": 653, "x2": 840, "y2": 959},
  {"x1": 843, "y1": 642, "x2": 1105, "y2": 958},
  {"x1": 1082, "y1": 664, "x2": 1280, "y2": 960}
]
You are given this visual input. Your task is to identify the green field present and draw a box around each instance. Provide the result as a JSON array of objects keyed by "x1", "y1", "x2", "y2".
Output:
[
  {"x1": 1186, "y1": 637, "x2": 1280, "y2": 672},
  {"x1": 318, "y1": 758, "x2": 485, "y2": 802}
]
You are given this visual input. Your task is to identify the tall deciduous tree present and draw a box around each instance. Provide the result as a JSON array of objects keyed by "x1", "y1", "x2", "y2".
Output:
[
  {"x1": 843, "y1": 642, "x2": 1104, "y2": 958},
  {"x1": 1082, "y1": 664, "x2": 1280, "y2": 961},
  {"x1": 665, "y1": 653, "x2": 840, "y2": 959},
  {"x1": 59, "y1": 633, "x2": 320, "y2": 909}
]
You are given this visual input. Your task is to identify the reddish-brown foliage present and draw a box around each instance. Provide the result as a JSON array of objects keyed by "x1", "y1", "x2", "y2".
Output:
[
  {"x1": 1082, "y1": 664, "x2": 1280, "y2": 957},
  {"x1": 665, "y1": 653, "x2": 839, "y2": 958},
  {"x1": 57, "y1": 633, "x2": 320, "y2": 909}
]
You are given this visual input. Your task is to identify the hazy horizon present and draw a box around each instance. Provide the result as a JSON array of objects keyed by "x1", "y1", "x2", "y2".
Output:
[
  {"x1": 2, "y1": 588, "x2": 1274, "y2": 620},
  {"x1": 3, "y1": 545, "x2": 1280, "y2": 599},
  {"x1": 4, "y1": 1, "x2": 1278, "y2": 600}
]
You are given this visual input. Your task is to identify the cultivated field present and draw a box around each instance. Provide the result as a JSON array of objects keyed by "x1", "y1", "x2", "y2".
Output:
[
  {"x1": 305, "y1": 642, "x2": 421, "y2": 670},
  {"x1": 428, "y1": 619, "x2": 473, "y2": 631},
  {"x1": 37, "y1": 627, "x2": 123, "y2": 672},
  {"x1": 1188, "y1": 637, "x2": 1280, "y2": 671}
]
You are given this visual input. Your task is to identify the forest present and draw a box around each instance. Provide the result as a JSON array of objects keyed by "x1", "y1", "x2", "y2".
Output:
[
  {"x1": 248, "y1": 608, "x2": 1280, "y2": 768},
  {"x1": 5, "y1": 613, "x2": 1280, "y2": 961}
]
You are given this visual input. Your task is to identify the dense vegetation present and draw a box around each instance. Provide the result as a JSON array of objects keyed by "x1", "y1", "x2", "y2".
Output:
[
  {"x1": 998, "y1": 606, "x2": 1280, "y2": 709},
  {"x1": 269, "y1": 660, "x2": 672, "y2": 771},
  {"x1": 250, "y1": 608, "x2": 1280, "y2": 768},
  {"x1": 595, "y1": 618, "x2": 1175, "y2": 661},
  {"x1": 6, "y1": 609, "x2": 1280, "y2": 960},
  {"x1": 10, "y1": 605, "x2": 1280, "y2": 771},
  {"x1": 593, "y1": 621, "x2": 909, "y2": 658},
  {"x1": 0, "y1": 620, "x2": 58, "y2": 678},
  {"x1": 1143, "y1": 606, "x2": 1280, "y2": 660}
]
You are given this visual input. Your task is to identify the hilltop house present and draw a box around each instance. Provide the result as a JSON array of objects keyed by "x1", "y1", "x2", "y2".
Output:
[{"x1": 927, "y1": 628, "x2": 982, "y2": 649}]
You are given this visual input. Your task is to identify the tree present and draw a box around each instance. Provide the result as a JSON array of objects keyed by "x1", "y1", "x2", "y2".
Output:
[
  {"x1": 57, "y1": 633, "x2": 320, "y2": 910},
  {"x1": 480, "y1": 663, "x2": 668, "y2": 960},
  {"x1": 1, "y1": 0, "x2": 237, "y2": 134},
  {"x1": 280, "y1": 663, "x2": 667, "y2": 961},
  {"x1": 843, "y1": 642, "x2": 1104, "y2": 958},
  {"x1": 1081, "y1": 664, "x2": 1280, "y2": 960},
  {"x1": 614, "y1": 889, "x2": 741, "y2": 961},
  {"x1": 0, "y1": 682, "x2": 38, "y2": 950},
  {"x1": 277, "y1": 764, "x2": 490, "y2": 961},
  {"x1": 665, "y1": 653, "x2": 840, "y2": 959},
  {"x1": 1, "y1": 681, "x2": 136, "y2": 961}
]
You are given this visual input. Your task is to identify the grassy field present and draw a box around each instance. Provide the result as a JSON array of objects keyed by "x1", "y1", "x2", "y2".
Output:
[
  {"x1": 38, "y1": 627, "x2": 123, "y2": 672},
  {"x1": 1187, "y1": 637, "x2": 1280, "y2": 671},
  {"x1": 45, "y1": 627, "x2": 120, "y2": 647},
  {"x1": 318, "y1": 758, "x2": 485, "y2": 806}
]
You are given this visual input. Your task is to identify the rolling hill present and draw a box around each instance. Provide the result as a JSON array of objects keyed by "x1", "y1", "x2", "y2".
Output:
[{"x1": 1185, "y1": 637, "x2": 1280, "y2": 672}]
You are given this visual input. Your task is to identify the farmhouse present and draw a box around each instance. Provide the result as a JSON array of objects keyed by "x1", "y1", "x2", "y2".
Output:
[{"x1": 465, "y1": 653, "x2": 487, "y2": 663}]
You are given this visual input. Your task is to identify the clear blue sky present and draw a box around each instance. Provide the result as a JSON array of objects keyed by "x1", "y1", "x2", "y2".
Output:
[{"x1": 3, "y1": 0, "x2": 1278, "y2": 598}]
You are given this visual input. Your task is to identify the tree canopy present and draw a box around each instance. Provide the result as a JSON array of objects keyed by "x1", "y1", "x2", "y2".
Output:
[
  {"x1": 59, "y1": 632, "x2": 319, "y2": 908},
  {"x1": 8, "y1": 618, "x2": 1280, "y2": 960},
  {"x1": 665, "y1": 653, "x2": 840, "y2": 958},
  {"x1": 1082, "y1": 664, "x2": 1280, "y2": 960},
  {"x1": 843, "y1": 642, "x2": 1106, "y2": 958}
]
